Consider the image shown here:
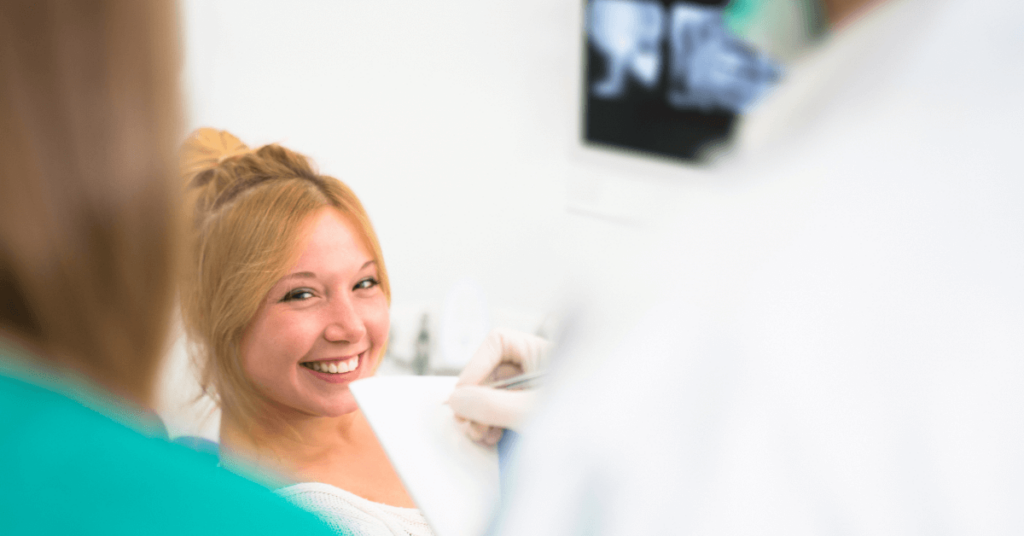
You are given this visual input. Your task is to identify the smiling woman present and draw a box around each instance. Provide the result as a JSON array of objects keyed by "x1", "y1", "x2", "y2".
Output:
[
  {"x1": 180, "y1": 129, "x2": 431, "y2": 536},
  {"x1": 240, "y1": 210, "x2": 388, "y2": 418}
]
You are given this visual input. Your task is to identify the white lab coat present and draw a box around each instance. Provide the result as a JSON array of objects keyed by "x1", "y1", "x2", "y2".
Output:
[{"x1": 495, "y1": 0, "x2": 1024, "y2": 534}]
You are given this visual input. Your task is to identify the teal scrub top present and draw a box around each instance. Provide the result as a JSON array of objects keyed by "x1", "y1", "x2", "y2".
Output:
[{"x1": 0, "y1": 342, "x2": 347, "y2": 536}]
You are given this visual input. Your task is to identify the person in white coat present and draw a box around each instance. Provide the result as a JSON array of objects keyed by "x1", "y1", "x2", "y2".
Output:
[{"x1": 450, "y1": 0, "x2": 1024, "y2": 533}]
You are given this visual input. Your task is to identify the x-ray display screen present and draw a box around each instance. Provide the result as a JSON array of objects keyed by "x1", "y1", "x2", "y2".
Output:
[{"x1": 584, "y1": 0, "x2": 783, "y2": 161}]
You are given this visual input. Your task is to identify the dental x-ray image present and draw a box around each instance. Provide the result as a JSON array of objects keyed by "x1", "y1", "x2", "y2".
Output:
[{"x1": 585, "y1": 0, "x2": 782, "y2": 161}]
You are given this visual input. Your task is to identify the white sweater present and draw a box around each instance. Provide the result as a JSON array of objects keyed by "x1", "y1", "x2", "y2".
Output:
[{"x1": 277, "y1": 482, "x2": 435, "y2": 536}]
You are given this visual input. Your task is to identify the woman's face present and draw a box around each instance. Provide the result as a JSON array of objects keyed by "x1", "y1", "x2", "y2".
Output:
[{"x1": 239, "y1": 208, "x2": 389, "y2": 418}]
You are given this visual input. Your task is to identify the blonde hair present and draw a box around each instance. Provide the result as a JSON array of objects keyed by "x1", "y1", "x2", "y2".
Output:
[
  {"x1": 0, "y1": 0, "x2": 181, "y2": 405},
  {"x1": 179, "y1": 128, "x2": 390, "y2": 429}
]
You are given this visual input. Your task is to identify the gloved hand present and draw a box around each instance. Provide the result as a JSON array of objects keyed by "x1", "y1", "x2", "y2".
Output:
[{"x1": 449, "y1": 329, "x2": 551, "y2": 445}]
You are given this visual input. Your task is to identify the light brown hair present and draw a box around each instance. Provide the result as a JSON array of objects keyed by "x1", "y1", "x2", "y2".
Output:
[
  {"x1": 0, "y1": 0, "x2": 181, "y2": 405},
  {"x1": 180, "y1": 128, "x2": 390, "y2": 430}
]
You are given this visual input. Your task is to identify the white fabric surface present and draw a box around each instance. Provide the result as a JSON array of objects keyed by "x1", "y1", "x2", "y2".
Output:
[
  {"x1": 494, "y1": 0, "x2": 1024, "y2": 534},
  {"x1": 278, "y1": 482, "x2": 435, "y2": 536},
  {"x1": 349, "y1": 376, "x2": 499, "y2": 536}
]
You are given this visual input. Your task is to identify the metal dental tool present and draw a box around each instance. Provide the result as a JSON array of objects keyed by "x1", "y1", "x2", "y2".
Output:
[{"x1": 483, "y1": 370, "x2": 545, "y2": 391}]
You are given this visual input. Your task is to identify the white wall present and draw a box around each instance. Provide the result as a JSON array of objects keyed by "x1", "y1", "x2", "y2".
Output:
[
  {"x1": 178, "y1": 0, "x2": 725, "y2": 312},
  {"x1": 161, "y1": 0, "x2": 921, "y2": 439},
  {"x1": 158, "y1": 0, "x2": 718, "y2": 438},
  {"x1": 155, "y1": 0, "x2": 975, "y2": 440}
]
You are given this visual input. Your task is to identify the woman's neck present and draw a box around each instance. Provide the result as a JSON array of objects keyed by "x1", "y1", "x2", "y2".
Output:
[
  {"x1": 219, "y1": 407, "x2": 365, "y2": 477},
  {"x1": 218, "y1": 406, "x2": 416, "y2": 507}
]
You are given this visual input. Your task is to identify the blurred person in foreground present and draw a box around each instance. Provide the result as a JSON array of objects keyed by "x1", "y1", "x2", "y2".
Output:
[
  {"x1": 454, "y1": 0, "x2": 1024, "y2": 534},
  {"x1": 0, "y1": 2, "x2": 338, "y2": 535}
]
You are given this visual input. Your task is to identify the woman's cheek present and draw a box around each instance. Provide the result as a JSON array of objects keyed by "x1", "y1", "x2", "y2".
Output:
[
  {"x1": 256, "y1": 311, "x2": 318, "y2": 367},
  {"x1": 260, "y1": 314, "x2": 299, "y2": 350},
  {"x1": 368, "y1": 299, "x2": 391, "y2": 358}
]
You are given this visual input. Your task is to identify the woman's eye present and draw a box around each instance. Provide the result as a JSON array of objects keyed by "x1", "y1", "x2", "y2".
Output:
[
  {"x1": 354, "y1": 278, "x2": 379, "y2": 291},
  {"x1": 281, "y1": 288, "x2": 315, "y2": 302}
]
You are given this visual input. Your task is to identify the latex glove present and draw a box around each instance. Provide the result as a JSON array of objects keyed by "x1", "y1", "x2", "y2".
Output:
[{"x1": 449, "y1": 329, "x2": 551, "y2": 445}]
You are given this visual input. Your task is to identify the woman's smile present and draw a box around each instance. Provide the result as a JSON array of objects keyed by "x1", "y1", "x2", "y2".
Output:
[{"x1": 300, "y1": 351, "x2": 365, "y2": 383}]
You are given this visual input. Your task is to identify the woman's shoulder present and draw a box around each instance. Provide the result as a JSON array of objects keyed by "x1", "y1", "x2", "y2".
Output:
[
  {"x1": 277, "y1": 481, "x2": 422, "y2": 517},
  {"x1": 278, "y1": 482, "x2": 433, "y2": 536}
]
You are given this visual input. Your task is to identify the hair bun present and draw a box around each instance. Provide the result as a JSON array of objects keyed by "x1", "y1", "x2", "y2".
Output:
[{"x1": 180, "y1": 128, "x2": 250, "y2": 185}]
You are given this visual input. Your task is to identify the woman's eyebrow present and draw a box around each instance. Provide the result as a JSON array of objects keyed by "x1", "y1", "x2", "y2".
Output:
[
  {"x1": 280, "y1": 271, "x2": 317, "y2": 281},
  {"x1": 280, "y1": 261, "x2": 375, "y2": 281}
]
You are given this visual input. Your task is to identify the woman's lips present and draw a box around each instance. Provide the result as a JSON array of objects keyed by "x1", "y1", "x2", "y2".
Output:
[{"x1": 302, "y1": 354, "x2": 359, "y2": 374}]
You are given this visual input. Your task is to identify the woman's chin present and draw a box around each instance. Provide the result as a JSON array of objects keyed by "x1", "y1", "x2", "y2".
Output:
[{"x1": 315, "y1": 397, "x2": 361, "y2": 418}]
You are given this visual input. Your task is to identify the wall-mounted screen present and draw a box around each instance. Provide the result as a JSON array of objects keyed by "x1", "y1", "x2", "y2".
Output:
[{"x1": 584, "y1": 0, "x2": 819, "y2": 161}]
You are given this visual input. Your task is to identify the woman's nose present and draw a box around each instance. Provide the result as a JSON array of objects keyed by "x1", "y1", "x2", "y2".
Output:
[{"x1": 323, "y1": 296, "x2": 367, "y2": 343}]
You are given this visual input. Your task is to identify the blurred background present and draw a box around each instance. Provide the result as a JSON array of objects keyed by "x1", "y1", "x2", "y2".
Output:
[{"x1": 154, "y1": 0, "x2": 880, "y2": 440}]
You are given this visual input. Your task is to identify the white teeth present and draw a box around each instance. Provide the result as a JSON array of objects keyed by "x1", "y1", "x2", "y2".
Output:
[{"x1": 303, "y1": 355, "x2": 361, "y2": 374}]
